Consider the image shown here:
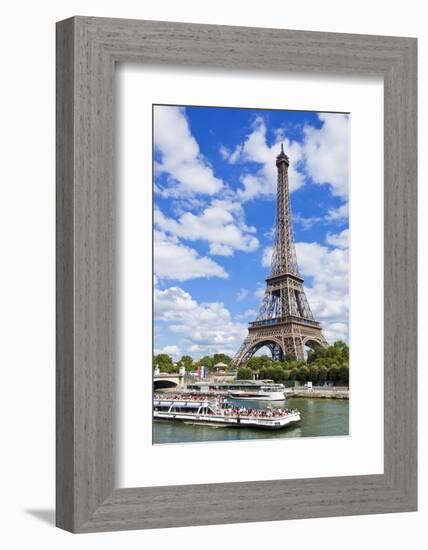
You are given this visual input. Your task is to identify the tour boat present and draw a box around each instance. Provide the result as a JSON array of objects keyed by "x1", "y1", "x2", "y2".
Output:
[
  {"x1": 227, "y1": 383, "x2": 286, "y2": 401},
  {"x1": 153, "y1": 395, "x2": 300, "y2": 430},
  {"x1": 186, "y1": 380, "x2": 287, "y2": 401}
]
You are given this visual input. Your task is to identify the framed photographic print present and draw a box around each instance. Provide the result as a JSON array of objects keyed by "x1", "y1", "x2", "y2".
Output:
[
  {"x1": 56, "y1": 17, "x2": 417, "y2": 532},
  {"x1": 150, "y1": 104, "x2": 350, "y2": 448}
]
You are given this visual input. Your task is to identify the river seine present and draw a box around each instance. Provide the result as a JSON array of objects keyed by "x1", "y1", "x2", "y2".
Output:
[{"x1": 153, "y1": 397, "x2": 349, "y2": 444}]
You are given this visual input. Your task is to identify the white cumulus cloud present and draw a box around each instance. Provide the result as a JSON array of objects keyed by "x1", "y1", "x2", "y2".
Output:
[
  {"x1": 322, "y1": 323, "x2": 348, "y2": 343},
  {"x1": 236, "y1": 288, "x2": 249, "y2": 302},
  {"x1": 262, "y1": 246, "x2": 273, "y2": 268},
  {"x1": 219, "y1": 144, "x2": 242, "y2": 164},
  {"x1": 235, "y1": 309, "x2": 258, "y2": 320},
  {"x1": 295, "y1": 237, "x2": 349, "y2": 343},
  {"x1": 222, "y1": 117, "x2": 305, "y2": 201},
  {"x1": 220, "y1": 113, "x2": 349, "y2": 203},
  {"x1": 303, "y1": 113, "x2": 349, "y2": 198},
  {"x1": 154, "y1": 105, "x2": 224, "y2": 196},
  {"x1": 154, "y1": 199, "x2": 259, "y2": 257},
  {"x1": 254, "y1": 285, "x2": 266, "y2": 301},
  {"x1": 326, "y1": 202, "x2": 349, "y2": 222},
  {"x1": 154, "y1": 345, "x2": 181, "y2": 357},
  {"x1": 154, "y1": 230, "x2": 227, "y2": 281},
  {"x1": 326, "y1": 228, "x2": 349, "y2": 249},
  {"x1": 154, "y1": 285, "x2": 247, "y2": 358}
]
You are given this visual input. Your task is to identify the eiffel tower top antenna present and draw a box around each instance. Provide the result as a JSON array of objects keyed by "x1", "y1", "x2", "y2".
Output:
[{"x1": 271, "y1": 143, "x2": 299, "y2": 277}]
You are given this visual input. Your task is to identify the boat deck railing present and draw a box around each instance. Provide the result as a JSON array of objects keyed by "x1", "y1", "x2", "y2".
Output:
[
  {"x1": 153, "y1": 393, "x2": 221, "y2": 403},
  {"x1": 154, "y1": 397, "x2": 299, "y2": 419}
]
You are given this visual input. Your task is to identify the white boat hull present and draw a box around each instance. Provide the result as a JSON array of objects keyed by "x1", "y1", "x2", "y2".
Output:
[
  {"x1": 228, "y1": 391, "x2": 286, "y2": 401},
  {"x1": 153, "y1": 410, "x2": 301, "y2": 430}
]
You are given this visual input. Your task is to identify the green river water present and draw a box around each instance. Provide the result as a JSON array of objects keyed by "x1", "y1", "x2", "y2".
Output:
[{"x1": 153, "y1": 397, "x2": 349, "y2": 444}]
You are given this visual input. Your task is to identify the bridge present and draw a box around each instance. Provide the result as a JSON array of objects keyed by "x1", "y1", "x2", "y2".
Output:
[{"x1": 153, "y1": 372, "x2": 185, "y2": 390}]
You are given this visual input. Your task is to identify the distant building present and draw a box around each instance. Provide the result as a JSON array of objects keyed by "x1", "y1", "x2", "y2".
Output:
[{"x1": 213, "y1": 361, "x2": 230, "y2": 375}]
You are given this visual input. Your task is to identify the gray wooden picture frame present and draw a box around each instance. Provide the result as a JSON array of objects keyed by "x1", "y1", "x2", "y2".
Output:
[{"x1": 56, "y1": 16, "x2": 417, "y2": 533}]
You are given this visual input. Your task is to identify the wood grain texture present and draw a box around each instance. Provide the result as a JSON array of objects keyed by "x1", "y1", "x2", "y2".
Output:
[
  {"x1": 56, "y1": 17, "x2": 76, "y2": 532},
  {"x1": 56, "y1": 16, "x2": 417, "y2": 533}
]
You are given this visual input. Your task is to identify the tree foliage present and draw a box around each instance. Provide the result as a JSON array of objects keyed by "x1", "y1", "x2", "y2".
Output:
[
  {"x1": 212, "y1": 353, "x2": 232, "y2": 365},
  {"x1": 308, "y1": 365, "x2": 319, "y2": 383},
  {"x1": 307, "y1": 340, "x2": 348, "y2": 366},
  {"x1": 236, "y1": 367, "x2": 253, "y2": 380},
  {"x1": 153, "y1": 353, "x2": 175, "y2": 373},
  {"x1": 193, "y1": 354, "x2": 232, "y2": 371},
  {"x1": 195, "y1": 355, "x2": 214, "y2": 370},
  {"x1": 179, "y1": 355, "x2": 194, "y2": 371},
  {"x1": 248, "y1": 341, "x2": 349, "y2": 386},
  {"x1": 153, "y1": 342, "x2": 349, "y2": 385},
  {"x1": 338, "y1": 364, "x2": 349, "y2": 385},
  {"x1": 318, "y1": 366, "x2": 328, "y2": 385},
  {"x1": 246, "y1": 355, "x2": 273, "y2": 370},
  {"x1": 328, "y1": 366, "x2": 340, "y2": 382}
]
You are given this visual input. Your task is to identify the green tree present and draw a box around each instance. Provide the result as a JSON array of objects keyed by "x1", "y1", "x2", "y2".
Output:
[
  {"x1": 308, "y1": 365, "x2": 319, "y2": 384},
  {"x1": 179, "y1": 355, "x2": 194, "y2": 371},
  {"x1": 287, "y1": 359, "x2": 300, "y2": 370},
  {"x1": 246, "y1": 355, "x2": 274, "y2": 370},
  {"x1": 196, "y1": 355, "x2": 214, "y2": 370},
  {"x1": 245, "y1": 356, "x2": 260, "y2": 370},
  {"x1": 259, "y1": 367, "x2": 267, "y2": 380},
  {"x1": 290, "y1": 368, "x2": 300, "y2": 381},
  {"x1": 298, "y1": 366, "x2": 310, "y2": 382},
  {"x1": 318, "y1": 366, "x2": 328, "y2": 385},
  {"x1": 329, "y1": 366, "x2": 340, "y2": 384},
  {"x1": 338, "y1": 365, "x2": 349, "y2": 385},
  {"x1": 264, "y1": 366, "x2": 277, "y2": 381},
  {"x1": 334, "y1": 340, "x2": 348, "y2": 354},
  {"x1": 236, "y1": 367, "x2": 253, "y2": 380},
  {"x1": 212, "y1": 353, "x2": 232, "y2": 365},
  {"x1": 259, "y1": 365, "x2": 290, "y2": 383},
  {"x1": 272, "y1": 366, "x2": 285, "y2": 383},
  {"x1": 281, "y1": 369, "x2": 290, "y2": 381},
  {"x1": 306, "y1": 341, "x2": 349, "y2": 369},
  {"x1": 306, "y1": 349, "x2": 316, "y2": 364},
  {"x1": 153, "y1": 353, "x2": 175, "y2": 373},
  {"x1": 259, "y1": 355, "x2": 274, "y2": 369}
]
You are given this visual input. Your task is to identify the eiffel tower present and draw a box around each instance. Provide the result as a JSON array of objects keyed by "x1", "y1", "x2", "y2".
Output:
[{"x1": 232, "y1": 145, "x2": 327, "y2": 366}]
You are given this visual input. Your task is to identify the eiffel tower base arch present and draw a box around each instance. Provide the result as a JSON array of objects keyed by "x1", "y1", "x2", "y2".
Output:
[{"x1": 232, "y1": 323, "x2": 327, "y2": 367}]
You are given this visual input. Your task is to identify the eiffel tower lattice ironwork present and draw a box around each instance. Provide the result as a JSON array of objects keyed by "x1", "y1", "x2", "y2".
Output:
[{"x1": 232, "y1": 145, "x2": 328, "y2": 366}]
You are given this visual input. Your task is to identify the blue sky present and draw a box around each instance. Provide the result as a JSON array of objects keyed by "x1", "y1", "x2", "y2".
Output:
[{"x1": 153, "y1": 105, "x2": 349, "y2": 360}]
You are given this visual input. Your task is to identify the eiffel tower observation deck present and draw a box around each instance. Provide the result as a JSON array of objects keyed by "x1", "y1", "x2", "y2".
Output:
[{"x1": 232, "y1": 145, "x2": 328, "y2": 366}]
